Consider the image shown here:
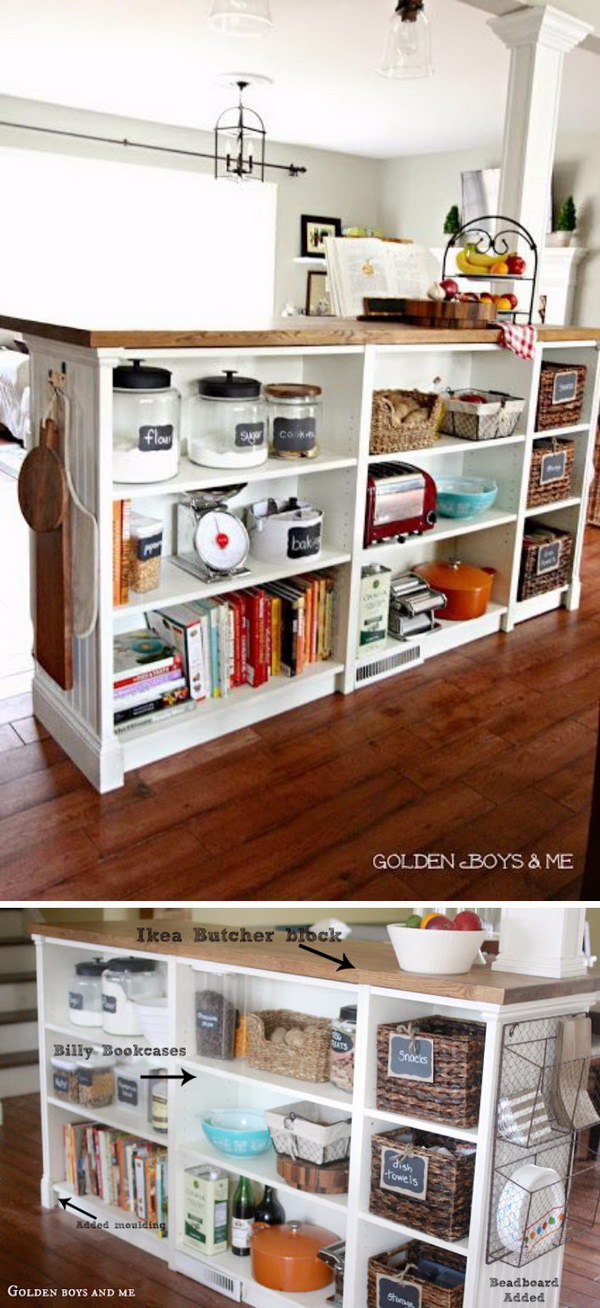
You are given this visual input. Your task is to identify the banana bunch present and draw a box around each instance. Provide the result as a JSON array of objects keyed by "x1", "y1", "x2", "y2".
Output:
[{"x1": 455, "y1": 243, "x2": 497, "y2": 275}]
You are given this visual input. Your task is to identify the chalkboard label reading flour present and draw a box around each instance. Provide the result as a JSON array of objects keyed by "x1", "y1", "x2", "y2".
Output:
[
  {"x1": 388, "y1": 1034, "x2": 434, "y2": 1082},
  {"x1": 376, "y1": 1273, "x2": 422, "y2": 1308},
  {"x1": 138, "y1": 424, "x2": 174, "y2": 452},
  {"x1": 540, "y1": 450, "x2": 567, "y2": 485},
  {"x1": 69, "y1": 992, "x2": 84, "y2": 1010},
  {"x1": 235, "y1": 421, "x2": 265, "y2": 449},
  {"x1": 287, "y1": 522, "x2": 322, "y2": 560},
  {"x1": 536, "y1": 540, "x2": 561, "y2": 576},
  {"x1": 273, "y1": 416, "x2": 317, "y2": 454},
  {"x1": 380, "y1": 1148, "x2": 429, "y2": 1200},
  {"x1": 551, "y1": 370, "x2": 578, "y2": 406}
]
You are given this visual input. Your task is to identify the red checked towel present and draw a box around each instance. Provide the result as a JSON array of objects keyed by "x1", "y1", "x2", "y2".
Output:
[{"x1": 494, "y1": 320, "x2": 537, "y2": 359}]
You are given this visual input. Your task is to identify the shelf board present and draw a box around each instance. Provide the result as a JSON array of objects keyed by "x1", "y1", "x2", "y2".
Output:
[
  {"x1": 362, "y1": 509, "x2": 517, "y2": 561},
  {"x1": 112, "y1": 449, "x2": 356, "y2": 501},
  {"x1": 179, "y1": 1138, "x2": 348, "y2": 1212},
  {"x1": 368, "y1": 433, "x2": 526, "y2": 461},
  {"x1": 532, "y1": 423, "x2": 589, "y2": 439},
  {"x1": 47, "y1": 1095, "x2": 167, "y2": 1146},
  {"x1": 182, "y1": 1056, "x2": 355, "y2": 1111},
  {"x1": 46, "y1": 1019, "x2": 107, "y2": 1044},
  {"x1": 356, "y1": 603, "x2": 507, "y2": 671},
  {"x1": 53, "y1": 1184, "x2": 169, "y2": 1259},
  {"x1": 293, "y1": 256, "x2": 328, "y2": 268},
  {"x1": 175, "y1": 1244, "x2": 336, "y2": 1307},
  {"x1": 365, "y1": 1106, "x2": 478, "y2": 1143},
  {"x1": 514, "y1": 586, "x2": 568, "y2": 624},
  {"x1": 361, "y1": 1209, "x2": 469, "y2": 1256},
  {"x1": 115, "y1": 547, "x2": 351, "y2": 621},
  {"x1": 525, "y1": 496, "x2": 581, "y2": 517}
]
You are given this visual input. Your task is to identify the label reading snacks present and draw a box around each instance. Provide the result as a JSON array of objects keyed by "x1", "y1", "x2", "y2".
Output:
[
  {"x1": 377, "y1": 1274, "x2": 422, "y2": 1308},
  {"x1": 388, "y1": 1034, "x2": 434, "y2": 1082},
  {"x1": 138, "y1": 424, "x2": 174, "y2": 452},
  {"x1": 539, "y1": 450, "x2": 567, "y2": 486},
  {"x1": 536, "y1": 540, "x2": 561, "y2": 576},
  {"x1": 380, "y1": 1148, "x2": 429, "y2": 1200},
  {"x1": 273, "y1": 416, "x2": 317, "y2": 453},
  {"x1": 551, "y1": 370, "x2": 578, "y2": 405}
]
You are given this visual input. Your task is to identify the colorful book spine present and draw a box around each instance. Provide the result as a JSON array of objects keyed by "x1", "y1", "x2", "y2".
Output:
[
  {"x1": 113, "y1": 670, "x2": 187, "y2": 705},
  {"x1": 114, "y1": 654, "x2": 183, "y2": 691},
  {"x1": 146, "y1": 606, "x2": 207, "y2": 701},
  {"x1": 112, "y1": 501, "x2": 122, "y2": 607}
]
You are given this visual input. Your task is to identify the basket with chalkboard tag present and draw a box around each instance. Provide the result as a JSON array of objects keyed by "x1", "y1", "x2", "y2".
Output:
[
  {"x1": 368, "y1": 1242, "x2": 467, "y2": 1308},
  {"x1": 527, "y1": 438, "x2": 575, "y2": 508},
  {"x1": 518, "y1": 521, "x2": 573, "y2": 601},
  {"x1": 535, "y1": 362, "x2": 586, "y2": 431},
  {"x1": 376, "y1": 1017, "x2": 486, "y2": 1128},
  {"x1": 370, "y1": 1128, "x2": 476, "y2": 1242}
]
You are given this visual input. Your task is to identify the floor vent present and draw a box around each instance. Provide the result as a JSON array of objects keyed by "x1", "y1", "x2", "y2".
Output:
[
  {"x1": 356, "y1": 644, "x2": 422, "y2": 685},
  {"x1": 193, "y1": 1262, "x2": 242, "y2": 1302}
]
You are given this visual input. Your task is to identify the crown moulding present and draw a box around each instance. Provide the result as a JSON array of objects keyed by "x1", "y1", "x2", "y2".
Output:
[{"x1": 489, "y1": 4, "x2": 593, "y2": 54}]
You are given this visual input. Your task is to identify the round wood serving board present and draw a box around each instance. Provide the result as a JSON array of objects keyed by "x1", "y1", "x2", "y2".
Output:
[{"x1": 276, "y1": 1153, "x2": 350, "y2": 1194}]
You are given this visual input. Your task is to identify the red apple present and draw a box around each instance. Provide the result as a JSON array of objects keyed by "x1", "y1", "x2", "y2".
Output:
[
  {"x1": 424, "y1": 915, "x2": 457, "y2": 931},
  {"x1": 506, "y1": 255, "x2": 526, "y2": 276},
  {"x1": 440, "y1": 278, "x2": 459, "y2": 301},
  {"x1": 504, "y1": 293, "x2": 519, "y2": 310},
  {"x1": 453, "y1": 910, "x2": 484, "y2": 932},
  {"x1": 458, "y1": 292, "x2": 480, "y2": 303}
]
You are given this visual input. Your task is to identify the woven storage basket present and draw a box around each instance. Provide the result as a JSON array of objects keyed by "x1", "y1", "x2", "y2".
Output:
[
  {"x1": 588, "y1": 422, "x2": 600, "y2": 527},
  {"x1": 368, "y1": 1241, "x2": 466, "y2": 1308},
  {"x1": 264, "y1": 1101, "x2": 352, "y2": 1164},
  {"x1": 376, "y1": 1017, "x2": 486, "y2": 1128},
  {"x1": 518, "y1": 522, "x2": 573, "y2": 601},
  {"x1": 370, "y1": 1128, "x2": 476, "y2": 1242},
  {"x1": 440, "y1": 390, "x2": 525, "y2": 442},
  {"x1": 370, "y1": 389, "x2": 444, "y2": 455},
  {"x1": 527, "y1": 438, "x2": 574, "y2": 507},
  {"x1": 535, "y1": 362, "x2": 586, "y2": 431},
  {"x1": 246, "y1": 1009, "x2": 332, "y2": 1082}
]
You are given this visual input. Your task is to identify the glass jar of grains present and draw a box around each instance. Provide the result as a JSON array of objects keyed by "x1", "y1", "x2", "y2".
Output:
[
  {"x1": 129, "y1": 513, "x2": 163, "y2": 593},
  {"x1": 330, "y1": 1006, "x2": 357, "y2": 1093},
  {"x1": 51, "y1": 1056, "x2": 80, "y2": 1102},
  {"x1": 149, "y1": 1068, "x2": 169, "y2": 1134},
  {"x1": 264, "y1": 384, "x2": 322, "y2": 459},
  {"x1": 77, "y1": 1055, "x2": 116, "y2": 1107}
]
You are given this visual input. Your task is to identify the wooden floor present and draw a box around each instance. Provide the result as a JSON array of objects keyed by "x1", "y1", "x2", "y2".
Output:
[
  {"x1": 0, "y1": 531, "x2": 598, "y2": 903},
  {"x1": 0, "y1": 1095, "x2": 597, "y2": 1307}
]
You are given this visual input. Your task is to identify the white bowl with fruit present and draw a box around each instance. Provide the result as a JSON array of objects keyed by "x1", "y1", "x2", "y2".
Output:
[{"x1": 387, "y1": 911, "x2": 486, "y2": 976}]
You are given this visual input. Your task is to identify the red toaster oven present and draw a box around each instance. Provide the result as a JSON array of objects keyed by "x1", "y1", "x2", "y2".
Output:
[{"x1": 365, "y1": 462, "x2": 437, "y2": 546}]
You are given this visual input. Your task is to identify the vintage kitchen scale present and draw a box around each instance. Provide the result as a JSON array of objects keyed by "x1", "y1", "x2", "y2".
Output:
[
  {"x1": 388, "y1": 572, "x2": 447, "y2": 640},
  {"x1": 174, "y1": 486, "x2": 251, "y2": 583}
]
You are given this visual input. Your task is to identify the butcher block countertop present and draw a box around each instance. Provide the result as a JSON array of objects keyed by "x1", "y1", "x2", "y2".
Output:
[
  {"x1": 3, "y1": 315, "x2": 600, "y2": 350},
  {"x1": 29, "y1": 921, "x2": 600, "y2": 1006}
]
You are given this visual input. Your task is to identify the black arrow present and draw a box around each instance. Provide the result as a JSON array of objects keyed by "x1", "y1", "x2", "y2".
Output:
[
  {"x1": 139, "y1": 1068, "x2": 196, "y2": 1086},
  {"x1": 298, "y1": 944, "x2": 355, "y2": 972},
  {"x1": 58, "y1": 1196, "x2": 99, "y2": 1221}
]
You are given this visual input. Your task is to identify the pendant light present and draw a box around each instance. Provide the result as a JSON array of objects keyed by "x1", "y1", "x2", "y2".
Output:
[
  {"x1": 379, "y1": 0, "x2": 433, "y2": 80},
  {"x1": 209, "y1": 0, "x2": 273, "y2": 37},
  {"x1": 214, "y1": 78, "x2": 267, "y2": 180}
]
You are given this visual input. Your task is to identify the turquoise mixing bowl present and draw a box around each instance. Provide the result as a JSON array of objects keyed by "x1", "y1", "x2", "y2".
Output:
[
  {"x1": 200, "y1": 1109, "x2": 271, "y2": 1156},
  {"x1": 435, "y1": 476, "x2": 498, "y2": 519}
]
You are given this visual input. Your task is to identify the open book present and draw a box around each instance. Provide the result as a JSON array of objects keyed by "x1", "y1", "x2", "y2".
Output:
[{"x1": 324, "y1": 237, "x2": 438, "y2": 319}]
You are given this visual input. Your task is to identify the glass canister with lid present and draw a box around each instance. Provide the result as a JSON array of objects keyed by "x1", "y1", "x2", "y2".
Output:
[
  {"x1": 264, "y1": 383, "x2": 322, "y2": 459},
  {"x1": 102, "y1": 957, "x2": 164, "y2": 1035},
  {"x1": 189, "y1": 370, "x2": 267, "y2": 469},
  {"x1": 330, "y1": 1005, "x2": 357, "y2": 1093},
  {"x1": 113, "y1": 359, "x2": 180, "y2": 484},
  {"x1": 68, "y1": 957, "x2": 107, "y2": 1027}
]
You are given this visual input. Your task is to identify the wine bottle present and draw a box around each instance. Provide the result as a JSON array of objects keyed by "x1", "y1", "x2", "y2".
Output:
[
  {"x1": 254, "y1": 1185, "x2": 285, "y2": 1226},
  {"x1": 231, "y1": 1175, "x2": 255, "y2": 1256}
]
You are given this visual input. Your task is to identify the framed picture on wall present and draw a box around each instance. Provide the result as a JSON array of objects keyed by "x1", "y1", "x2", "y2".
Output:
[
  {"x1": 306, "y1": 270, "x2": 333, "y2": 316},
  {"x1": 301, "y1": 214, "x2": 342, "y2": 258}
]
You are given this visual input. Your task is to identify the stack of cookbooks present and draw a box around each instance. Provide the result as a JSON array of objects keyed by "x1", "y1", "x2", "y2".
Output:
[
  {"x1": 63, "y1": 1122, "x2": 168, "y2": 1235},
  {"x1": 113, "y1": 630, "x2": 190, "y2": 730}
]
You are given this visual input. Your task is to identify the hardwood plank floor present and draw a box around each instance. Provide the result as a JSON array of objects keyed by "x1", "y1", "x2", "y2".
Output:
[{"x1": 0, "y1": 531, "x2": 597, "y2": 902}]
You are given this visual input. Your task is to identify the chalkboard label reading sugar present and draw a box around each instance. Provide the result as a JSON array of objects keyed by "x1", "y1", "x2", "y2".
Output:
[
  {"x1": 102, "y1": 994, "x2": 117, "y2": 1014},
  {"x1": 536, "y1": 540, "x2": 561, "y2": 576},
  {"x1": 377, "y1": 1274, "x2": 422, "y2": 1308},
  {"x1": 138, "y1": 424, "x2": 174, "y2": 452},
  {"x1": 235, "y1": 421, "x2": 265, "y2": 449},
  {"x1": 551, "y1": 370, "x2": 578, "y2": 406},
  {"x1": 331, "y1": 1028, "x2": 354, "y2": 1055},
  {"x1": 117, "y1": 1076, "x2": 139, "y2": 1107},
  {"x1": 388, "y1": 1034, "x2": 434, "y2": 1082},
  {"x1": 540, "y1": 450, "x2": 567, "y2": 485},
  {"x1": 273, "y1": 416, "x2": 317, "y2": 454},
  {"x1": 380, "y1": 1149, "x2": 429, "y2": 1200},
  {"x1": 287, "y1": 523, "x2": 321, "y2": 560},
  {"x1": 137, "y1": 532, "x2": 162, "y2": 562},
  {"x1": 69, "y1": 992, "x2": 84, "y2": 1010}
]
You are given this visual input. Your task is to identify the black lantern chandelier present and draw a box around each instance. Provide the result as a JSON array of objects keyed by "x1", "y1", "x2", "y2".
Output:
[{"x1": 213, "y1": 77, "x2": 305, "y2": 180}]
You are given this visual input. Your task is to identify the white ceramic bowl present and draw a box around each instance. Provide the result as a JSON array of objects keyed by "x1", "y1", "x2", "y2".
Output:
[
  {"x1": 133, "y1": 997, "x2": 169, "y2": 1043},
  {"x1": 387, "y1": 924, "x2": 487, "y2": 975}
]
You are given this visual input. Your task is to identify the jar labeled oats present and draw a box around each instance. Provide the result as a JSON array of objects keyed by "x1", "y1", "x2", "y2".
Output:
[
  {"x1": 77, "y1": 1055, "x2": 116, "y2": 1107},
  {"x1": 51, "y1": 1056, "x2": 80, "y2": 1102},
  {"x1": 129, "y1": 513, "x2": 163, "y2": 594},
  {"x1": 330, "y1": 1006, "x2": 357, "y2": 1093}
]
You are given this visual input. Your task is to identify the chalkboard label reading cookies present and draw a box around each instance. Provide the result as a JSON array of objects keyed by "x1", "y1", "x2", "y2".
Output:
[
  {"x1": 540, "y1": 450, "x2": 567, "y2": 485},
  {"x1": 388, "y1": 1034, "x2": 434, "y2": 1082},
  {"x1": 287, "y1": 523, "x2": 321, "y2": 560},
  {"x1": 380, "y1": 1148, "x2": 429, "y2": 1200},
  {"x1": 235, "y1": 421, "x2": 265, "y2": 449},
  {"x1": 551, "y1": 370, "x2": 577, "y2": 406},
  {"x1": 137, "y1": 532, "x2": 162, "y2": 562},
  {"x1": 117, "y1": 1076, "x2": 139, "y2": 1107},
  {"x1": 138, "y1": 424, "x2": 174, "y2": 452},
  {"x1": 377, "y1": 1274, "x2": 422, "y2": 1308},
  {"x1": 536, "y1": 540, "x2": 561, "y2": 576},
  {"x1": 68, "y1": 992, "x2": 84, "y2": 1010},
  {"x1": 273, "y1": 416, "x2": 317, "y2": 454},
  {"x1": 102, "y1": 994, "x2": 117, "y2": 1014}
]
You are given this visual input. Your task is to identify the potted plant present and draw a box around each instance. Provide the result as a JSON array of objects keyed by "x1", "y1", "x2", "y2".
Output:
[
  {"x1": 548, "y1": 195, "x2": 577, "y2": 247},
  {"x1": 443, "y1": 205, "x2": 461, "y2": 240}
]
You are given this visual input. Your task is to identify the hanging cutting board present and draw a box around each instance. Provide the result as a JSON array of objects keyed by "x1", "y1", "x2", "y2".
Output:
[
  {"x1": 18, "y1": 418, "x2": 73, "y2": 690},
  {"x1": 276, "y1": 1153, "x2": 350, "y2": 1194}
]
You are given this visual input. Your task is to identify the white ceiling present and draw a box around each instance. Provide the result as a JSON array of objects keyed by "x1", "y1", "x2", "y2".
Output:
[{"x1": 0, "y1": 0, "x2": 598, "y2": 158}]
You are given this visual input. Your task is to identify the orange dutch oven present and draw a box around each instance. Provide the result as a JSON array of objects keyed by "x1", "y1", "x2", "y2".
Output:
[
  {"x1": 250, "y1": 1220, "x2": 338, "y2": 1292},
  {"x1": 415, "y1": 558, "x2": 496, "y2": 620}
]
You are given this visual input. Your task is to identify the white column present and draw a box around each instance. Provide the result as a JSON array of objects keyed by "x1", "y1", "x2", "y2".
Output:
[
  {"x1": 490, "y1": 6, "x2": 591, "y2": 256},
  {"x1": 492, "y1": 904, "x2": 588, "y2": 979}
]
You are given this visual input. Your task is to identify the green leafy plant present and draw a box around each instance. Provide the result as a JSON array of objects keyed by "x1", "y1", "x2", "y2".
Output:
[
  {"x1": 556, "y1": 195, "x2": 577, "y2": 232},
  {"x1": 443, "y1": 205, "x2": 461, "y2": 235}
]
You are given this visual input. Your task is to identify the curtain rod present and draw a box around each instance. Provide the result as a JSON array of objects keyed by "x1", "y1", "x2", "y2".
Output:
[{"x1": 0, "y1": 118, "x2": 307, "y2": 177}]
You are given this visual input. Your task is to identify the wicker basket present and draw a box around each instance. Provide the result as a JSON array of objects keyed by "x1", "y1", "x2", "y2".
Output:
[
  {"x1": 246, "y1": 1009, "x2": 332, "y2": 1082},
  {"x1": 376, "y1": 1017, "x2": 486, "y2": 1128},
  {"x1": 370, "y1": 389, "x2": 444, "y2": 455},
  {"x1": 527, "y1": 438, "x2": 575, "y2": 507},
  {"x1": 440, "y1": 390, "x2": 525, "y2": 442},
  {"x1": 588, "y1": 421, "x2": 600, "y2": 527},
  {"x1": 518, "y1": 522, "x2": 573, "y2": 601},
  {"x1": 370, "y1": 1128, "x2": 476, "y2": 1242},
  {"x1": 368, "y1": 1242, "x2": 466, "y2": 1308},
  {"x1": 264, "y1": 1101, "x2": 352, "y2": 1164},
  {"x1": 535, "y1": 362, "x2": 586, "y2": 431}
]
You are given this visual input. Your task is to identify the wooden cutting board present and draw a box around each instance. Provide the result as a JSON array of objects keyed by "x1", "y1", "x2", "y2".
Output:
[
  {"x1": 276, "y1": 1153, "x2": 350, "y2": 1194},
  {"x1": 18, "y1": 418, "x2": 73, "y2": 690},
  {"x1": 360, "y1": 296, "x2": 496, "y2": 328}
]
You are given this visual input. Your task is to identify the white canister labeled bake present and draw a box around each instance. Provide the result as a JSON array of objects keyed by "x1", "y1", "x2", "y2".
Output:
[
  {"x1": 102, "y1": 957, "x2": 163, "y2": 1035},
  {"x1": 247, "y1": 498, "x2": 324, "y2": 564},
  {"x1": 113, "y1": 360, "x2": 180, "y2": 484}
]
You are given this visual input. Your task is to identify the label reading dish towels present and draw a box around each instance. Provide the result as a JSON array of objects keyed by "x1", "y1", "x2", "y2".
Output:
[
  {"x1": 377, "y1": 1274, "x2": 422, "y2": 1308},
  {"x1": 388, "y1": 1034, "x2": 434, "y2": 1082},
  {"x1": 380, "y1": 1148, "x2": 428, "y2": 1200}
]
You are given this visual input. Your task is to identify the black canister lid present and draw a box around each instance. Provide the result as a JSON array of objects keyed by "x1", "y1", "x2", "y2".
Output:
[
  {"x1": 198, "y1": 369, "x2": 261, "y2": 399},
  {"x1": 339, "y1": 1006, "x2": 357, "y2": 1023},
  {"x1": 74, "y1": 958, "x2": 107, "y2": 978},
  {"x1": 105, "y1": 956, "x2": 157, "y2": 973},
  {"x1": 113, "y1": 359, "x2": 172, "y2": 390}
]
